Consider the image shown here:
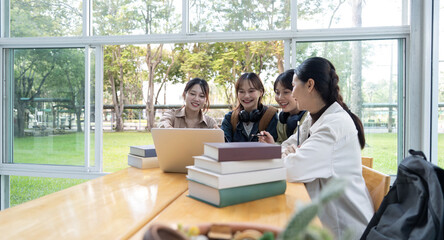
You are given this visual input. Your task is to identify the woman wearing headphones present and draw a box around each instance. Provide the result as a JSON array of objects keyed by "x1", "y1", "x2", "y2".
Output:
[
  {"x1": 220, "y1": 72, "x2": 278, "y2": 142},
  {"x1": 157, "y1": 78, "x2": 218, "y2": 128},
  {"x1": 281, "y1": 57, "x2": 373, "y2": 239},
  {"x1": 259, "y1": 69, "x2": 310, "y2": 145}
]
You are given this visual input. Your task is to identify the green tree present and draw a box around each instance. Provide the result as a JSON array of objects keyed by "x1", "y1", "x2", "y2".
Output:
[
  {"x1": 136, "y1": 0, "x2": 180, "y2": 130},
  {"x1": 49, "y1": 48, "x2": 85, "y2": 132},
  {"x1": 14, "y1": 49, "x2": 57, "y2": 137},
  {"x1": 11, "y1": 0, "x2": 82, "y2": 37}
]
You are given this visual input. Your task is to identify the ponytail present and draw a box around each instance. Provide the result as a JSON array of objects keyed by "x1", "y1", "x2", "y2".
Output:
[{"x1": 328, "y1": 63, "x2": 365, "y2": 149}]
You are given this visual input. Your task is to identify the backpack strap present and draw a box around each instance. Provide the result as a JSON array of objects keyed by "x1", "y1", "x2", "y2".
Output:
[
  {"x1": 230, "y1": 110, "x2": 239, "y2": 134},
  {"x1": 258, "y1": 106, "x2": 278, "y2": 132}
]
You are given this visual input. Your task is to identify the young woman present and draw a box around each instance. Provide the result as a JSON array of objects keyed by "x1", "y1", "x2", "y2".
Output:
[
  {"x1": 157, "y1": 78, "x2": 218, "y2": 128},
  {"x1": 283, "y1": 57, "x2": 374, "y2": 239},
  {"x1": 259, "y1": 69, "x2": 309, "y2": 144},
  {"x1": 220, "y1": 72, "x2": 278, "y2": 142}
]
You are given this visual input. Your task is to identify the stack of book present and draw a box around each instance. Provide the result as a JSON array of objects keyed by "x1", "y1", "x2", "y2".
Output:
[
  {"x1": 128, "y1": 145, "x2": 159, "y2": 169},
  {"x1": 187, "y1": 142, "x2": 287, "y2": 207}
]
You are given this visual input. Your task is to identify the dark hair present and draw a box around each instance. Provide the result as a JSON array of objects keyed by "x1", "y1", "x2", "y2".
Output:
[
  {"x1": 234, "y1": 72, "x2": 265, "y2": 112},
  {"x1": 183, "y1": 78, "x2": 210, "y2": 112},
  {"x1": 295, "y1": 57, "x2": 366, "y2": 149},
  {"x1": 274, "y1": 69, "x2": 294, "y2": 92}
]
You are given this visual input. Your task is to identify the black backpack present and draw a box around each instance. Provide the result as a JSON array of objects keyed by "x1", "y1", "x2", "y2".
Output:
[{"x1": 361, "y1": 149, "x2": 444, "y2": 240}]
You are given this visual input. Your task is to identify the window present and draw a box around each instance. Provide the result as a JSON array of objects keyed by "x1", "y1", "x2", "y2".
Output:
[
  {"x1": 297, "y1": 0, "x2": 409, "y2": 29},
  {"x1": 10, "y1": 48, "x2": 86, "y2": 165},
  {"x1": 190, "y1": 0, "x2": 290, "y2": 32},
  {"x1": 10, "y1": 0, "x2": 83, "y2": 37},
  {"x1": 295, "y1": 39, "x2": 402, "y2": 174},
  {"x1": 93, "y1": 0, "x2": 182, "y2": 35}
]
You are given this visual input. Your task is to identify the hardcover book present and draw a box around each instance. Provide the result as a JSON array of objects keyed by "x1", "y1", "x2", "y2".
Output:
[
  {"x1": 127, "y1": 154, "x2": 159, "y2": 169},
  {"x1": 193, "y1": 155, "x2": 284, "y2": 174},
  {"x1": 188, "y1": 179, "x2": 287, "y2": 208},
  {"x1": 203, "y1": 142, "x2": 281, "y2": 162},
  {"x1": 186, "y1": 165, "x2": 286, "y2": 189},
  {"x1": 129, "y1": 145, "x2": 157, "y2": 158}
]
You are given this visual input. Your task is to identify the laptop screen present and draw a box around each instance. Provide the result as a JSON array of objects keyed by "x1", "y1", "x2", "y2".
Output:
[{"x1": 151, "y1": 128, "x2": 224, "y2": 173}]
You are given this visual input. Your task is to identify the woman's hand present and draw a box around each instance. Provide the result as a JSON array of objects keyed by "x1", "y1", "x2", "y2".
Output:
[
  {"x1": 258, "y1": 131, "x2": 275, "y2": 144},
  {"x1": 282, "y1": 144, "x2": 298, "y2": 158}
]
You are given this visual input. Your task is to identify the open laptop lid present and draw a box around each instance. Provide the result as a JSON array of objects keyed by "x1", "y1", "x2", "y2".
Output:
[{"x1": 151, "y1": 128, "x2": 224, "y2": 173}]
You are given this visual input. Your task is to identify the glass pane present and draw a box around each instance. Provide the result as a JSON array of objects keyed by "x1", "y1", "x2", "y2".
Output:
[
  {"x1": 190, "y1": 0, "x2": 290, "y2": 32},
  {"x1": 297, "y1": 0, "x2": 409, "y2": 29},
  {"x1": 295, "y1": 39, "x2": 400, "y2": 175},
  {"x1": 10, "y1": 0, "x2": 83, "y2": 37},
  {"x1": 13, "y1": 48, "x2": 86, "y2": 166},
  {"x1": 93, "y1": 0, "x2": 181, "y2": 36},
  {"x1": 10, "y1": 176, "x2": 86, "y2": 207},
  {"x1": 439, "y1": 0, "x2": 444, "y2": 169}
]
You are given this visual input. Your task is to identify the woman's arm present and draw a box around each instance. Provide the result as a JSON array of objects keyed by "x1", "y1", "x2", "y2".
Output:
[
  {"x1": 284, "y1": 124, "x2": 336, "y2": 183},
  {"x1": 220, "y1": 112, "x2": 233, "y2": 142},
  {"x1": 157, "y1": 109, "x2": 175, "y2": 128}
]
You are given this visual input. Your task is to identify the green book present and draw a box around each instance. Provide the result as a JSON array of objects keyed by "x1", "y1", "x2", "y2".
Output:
[{"x1": 187, "y1": 179, "x2": 287, "y2": 208}]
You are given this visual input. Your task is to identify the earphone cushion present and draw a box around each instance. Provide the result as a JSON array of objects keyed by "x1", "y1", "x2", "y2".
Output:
[
  {"x1": 238, "y1": 110, "x2": 251, "y2": 122},
  {"x1": 249, "y1": 109, "x2": 262, "y2": 122},
  {"x1": 279, "y1": 111, "x2": 290, "y2": 124}
]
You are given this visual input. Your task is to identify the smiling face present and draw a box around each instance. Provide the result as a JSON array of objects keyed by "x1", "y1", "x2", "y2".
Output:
[
  {"x1": 274, "y1": 82, "x2": 299, "y2": 115},
  {"x1": 184, "y1": 84, "x2": 206, "y2": 113},
  {"x1": 237, "y1": 80, "x2": 263, "y2": 112}
]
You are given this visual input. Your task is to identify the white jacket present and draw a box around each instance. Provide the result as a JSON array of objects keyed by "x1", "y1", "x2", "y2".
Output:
[{"x1": 284, "y1": 102, "x2": 374, "y2": 239}]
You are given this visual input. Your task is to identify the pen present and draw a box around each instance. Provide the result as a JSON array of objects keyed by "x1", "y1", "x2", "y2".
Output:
[{"x1": 251, "y1": 133, "x2": 265, "y2": 137}]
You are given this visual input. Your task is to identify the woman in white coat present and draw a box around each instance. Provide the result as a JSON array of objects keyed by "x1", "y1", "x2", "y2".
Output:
[{"x1": 283, "y1": 57, "x2": 374, "y2": 239}]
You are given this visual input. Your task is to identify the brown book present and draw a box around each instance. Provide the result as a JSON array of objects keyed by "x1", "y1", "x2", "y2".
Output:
[{"x1": 203, "y1": 142, "x2": 281, "y2": 162}]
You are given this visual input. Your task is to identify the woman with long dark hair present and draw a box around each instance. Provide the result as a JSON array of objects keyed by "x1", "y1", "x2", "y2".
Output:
[{"x1": 283, "y1": 57, "x2": 373, "y2": 239}]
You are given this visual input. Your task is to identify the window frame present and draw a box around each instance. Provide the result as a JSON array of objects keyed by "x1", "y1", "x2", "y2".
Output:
[{"x1": 0, "y1": 0, "x2": 440, "y2": 209}]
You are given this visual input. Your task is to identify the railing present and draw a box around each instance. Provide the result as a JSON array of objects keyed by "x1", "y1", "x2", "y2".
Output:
[{"x1": 101, "y1": 102, "x2": 444, "y2": 132}]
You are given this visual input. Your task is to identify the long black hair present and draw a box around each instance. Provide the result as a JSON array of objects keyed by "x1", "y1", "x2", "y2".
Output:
[{"x1": 295, "y1": 57, "x2": 366, "y2": 149}]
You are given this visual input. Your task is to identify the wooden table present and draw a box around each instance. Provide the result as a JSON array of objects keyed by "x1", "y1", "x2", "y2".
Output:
[
  {"x1": 0, "y1": 167, "x2": 318, "y2": 240},
  {"x1": 0, "y1": 168, "x2": 188, "y2": 240},
  {"x1": 130, "y1": 182, "x2": 320, "y2": 240}
]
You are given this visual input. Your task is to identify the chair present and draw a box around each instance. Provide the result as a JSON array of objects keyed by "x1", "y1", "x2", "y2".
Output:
[
  {"x1": 362, "y1": 165, "x2": 390, "y2": 212},
  {"x1": 361, "y1": 156, "x2": 373, "y2": 168}
]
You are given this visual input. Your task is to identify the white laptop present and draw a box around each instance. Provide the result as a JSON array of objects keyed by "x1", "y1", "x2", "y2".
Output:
[{"x1": 151, "y1": 128, "x2": 225, "y2": 173}]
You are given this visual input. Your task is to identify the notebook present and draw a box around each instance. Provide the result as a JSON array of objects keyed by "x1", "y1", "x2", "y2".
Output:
[{"x1": 151, "y1": 128, "x2": 225, "y2": 173}]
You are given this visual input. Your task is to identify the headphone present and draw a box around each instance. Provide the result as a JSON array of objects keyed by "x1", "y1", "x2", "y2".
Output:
[
  {"x1": 279, "y1": 110, "x2": 307, "y2": 124},
  {"x1": 238, "y1": 105, "x2": 266, "y2": 123},
  {"x1": 278, "y1": 112, "x2": 290, "y2": 124}
]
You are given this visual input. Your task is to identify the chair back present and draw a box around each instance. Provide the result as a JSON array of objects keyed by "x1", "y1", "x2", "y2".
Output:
[
  {"x1": 362, "y1": 165, "x2": 390, "y2": 212},
  {"x1": 362, "y1": 157, "x2": 373, "y2": 168}
]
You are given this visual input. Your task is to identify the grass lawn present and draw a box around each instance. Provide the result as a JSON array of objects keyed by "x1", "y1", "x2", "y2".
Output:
[{"x1": 9, "y1": 131, "x2": 444, "y2": 207}]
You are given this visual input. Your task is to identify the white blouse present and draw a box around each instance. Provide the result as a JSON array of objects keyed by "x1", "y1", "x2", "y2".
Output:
[{"x1": 284, "y1": 102, "x2": 374, "y2": 239}]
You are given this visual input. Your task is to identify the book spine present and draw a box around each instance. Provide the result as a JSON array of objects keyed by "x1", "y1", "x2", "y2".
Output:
[
  {"x1": 218, "y1": 180, "x2": 287, "y2": 207},
  {"x1": 189, "y1": 180, "x2": 287, "y2": 207},
  {"x1": 218, "y1": 147, "x2": 281, "y2": 161},
  {"x1": 128, "y1": 155, "x2": 142, "y2": 168}
]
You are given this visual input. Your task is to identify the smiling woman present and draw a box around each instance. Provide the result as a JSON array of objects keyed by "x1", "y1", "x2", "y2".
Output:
[
  {"x1": 157, "y1": 78, "x2": 218, "y2": 129},
  {"x1": 220, "y1": 73, "x2": 278, "y2": 142}
]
